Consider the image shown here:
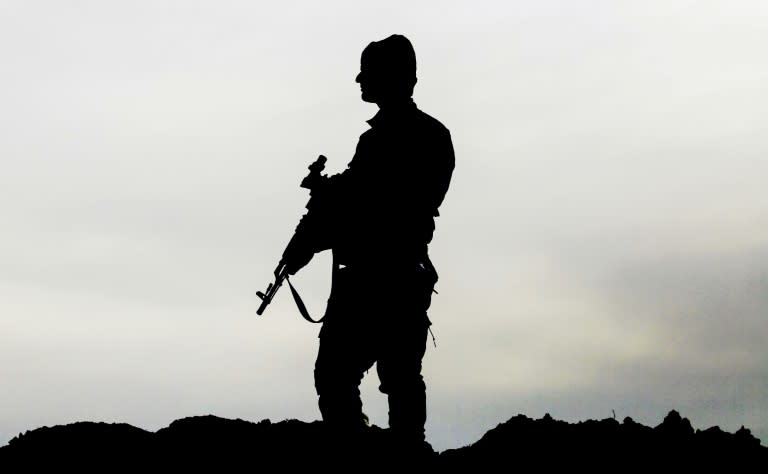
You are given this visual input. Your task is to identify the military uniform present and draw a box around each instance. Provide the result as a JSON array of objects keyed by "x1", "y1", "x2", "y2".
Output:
[{"x1": 311, "y1": 99, "x2": 454, "y2": 443}]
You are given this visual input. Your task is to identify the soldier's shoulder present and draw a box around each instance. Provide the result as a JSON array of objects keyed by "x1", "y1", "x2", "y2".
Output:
[{"x1": 357, "y1": 126, "x2": 378, "y2": 144}]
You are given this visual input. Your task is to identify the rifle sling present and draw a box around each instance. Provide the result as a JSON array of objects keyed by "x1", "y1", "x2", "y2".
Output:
[{"x1": 285, "y1": 276, "x2": 324, "y2": 324}]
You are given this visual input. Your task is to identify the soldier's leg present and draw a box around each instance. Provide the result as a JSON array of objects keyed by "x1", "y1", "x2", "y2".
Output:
[
  {"x1": 376, "y1": 317, "x2": 430, "y2": 443},
  {"x1": 314, "y1": 320, "x2": 376, "y2": 432}
]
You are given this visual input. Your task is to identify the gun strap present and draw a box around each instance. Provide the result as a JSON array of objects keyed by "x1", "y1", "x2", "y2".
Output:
[{"x1": 285, "y1": 276, "x2": 324, "y2": 324}]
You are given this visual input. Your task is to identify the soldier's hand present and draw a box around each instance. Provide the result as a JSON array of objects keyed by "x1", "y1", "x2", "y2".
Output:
[{"x1": 281, "y1": 248, "x2": 314, "y2": 275}]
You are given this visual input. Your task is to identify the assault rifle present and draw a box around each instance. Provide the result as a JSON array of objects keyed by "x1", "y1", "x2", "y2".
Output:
[{"x1": 256, "y1": 155, "x2": 328, "y2": 317}]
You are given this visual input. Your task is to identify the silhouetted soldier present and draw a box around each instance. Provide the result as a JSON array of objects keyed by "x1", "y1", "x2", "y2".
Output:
[{"x1": 281, "y1": 34, "x2": 454, "y2": 450}]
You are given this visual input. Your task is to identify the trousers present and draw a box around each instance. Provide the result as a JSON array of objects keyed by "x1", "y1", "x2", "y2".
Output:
[{"x1": 314, "y1": 261, "x2": 434, "y2": 442}]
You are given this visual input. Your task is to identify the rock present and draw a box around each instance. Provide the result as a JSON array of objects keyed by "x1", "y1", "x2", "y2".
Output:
[{"x1": 1, "y1": 411, "x2": 765, "y2": 471}]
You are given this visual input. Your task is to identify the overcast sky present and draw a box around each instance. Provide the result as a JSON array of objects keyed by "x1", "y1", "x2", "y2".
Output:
[{"x1": 1, "y1": 0, "x2": 766, "y2": 450}]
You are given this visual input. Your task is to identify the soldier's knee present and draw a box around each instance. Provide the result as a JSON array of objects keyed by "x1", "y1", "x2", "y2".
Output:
[
  {"x1": 314, "y1": 365, "x2": 339, "y2": 394},
  {"x1": 313, "y1": 366, "x2": 326, "y2": 394},
  {"x1": 379, "y1": 372, "x2": 425, "y2": 395},
  {"x1": 314, "y1": 363, "x2": 365, "y2": 395}
]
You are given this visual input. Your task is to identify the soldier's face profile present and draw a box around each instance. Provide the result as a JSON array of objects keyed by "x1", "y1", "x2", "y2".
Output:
[{"x1": 355, "y1": 48, "x2": 385, "y2": 104}]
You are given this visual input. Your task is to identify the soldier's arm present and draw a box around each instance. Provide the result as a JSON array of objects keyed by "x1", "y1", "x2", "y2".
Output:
[{"x1": 280, "y1": 150, "x2": 360, "y2": 274}]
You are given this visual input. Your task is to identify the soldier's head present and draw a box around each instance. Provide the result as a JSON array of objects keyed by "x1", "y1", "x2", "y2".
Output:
[{"x1": 356, "y1": 34, "x2": 417, "y2": 105}]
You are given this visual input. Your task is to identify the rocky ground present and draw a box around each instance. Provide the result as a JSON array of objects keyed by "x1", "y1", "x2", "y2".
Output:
[{"x1": 1, "y1": 410, "x2": 765, "y2": 471}]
